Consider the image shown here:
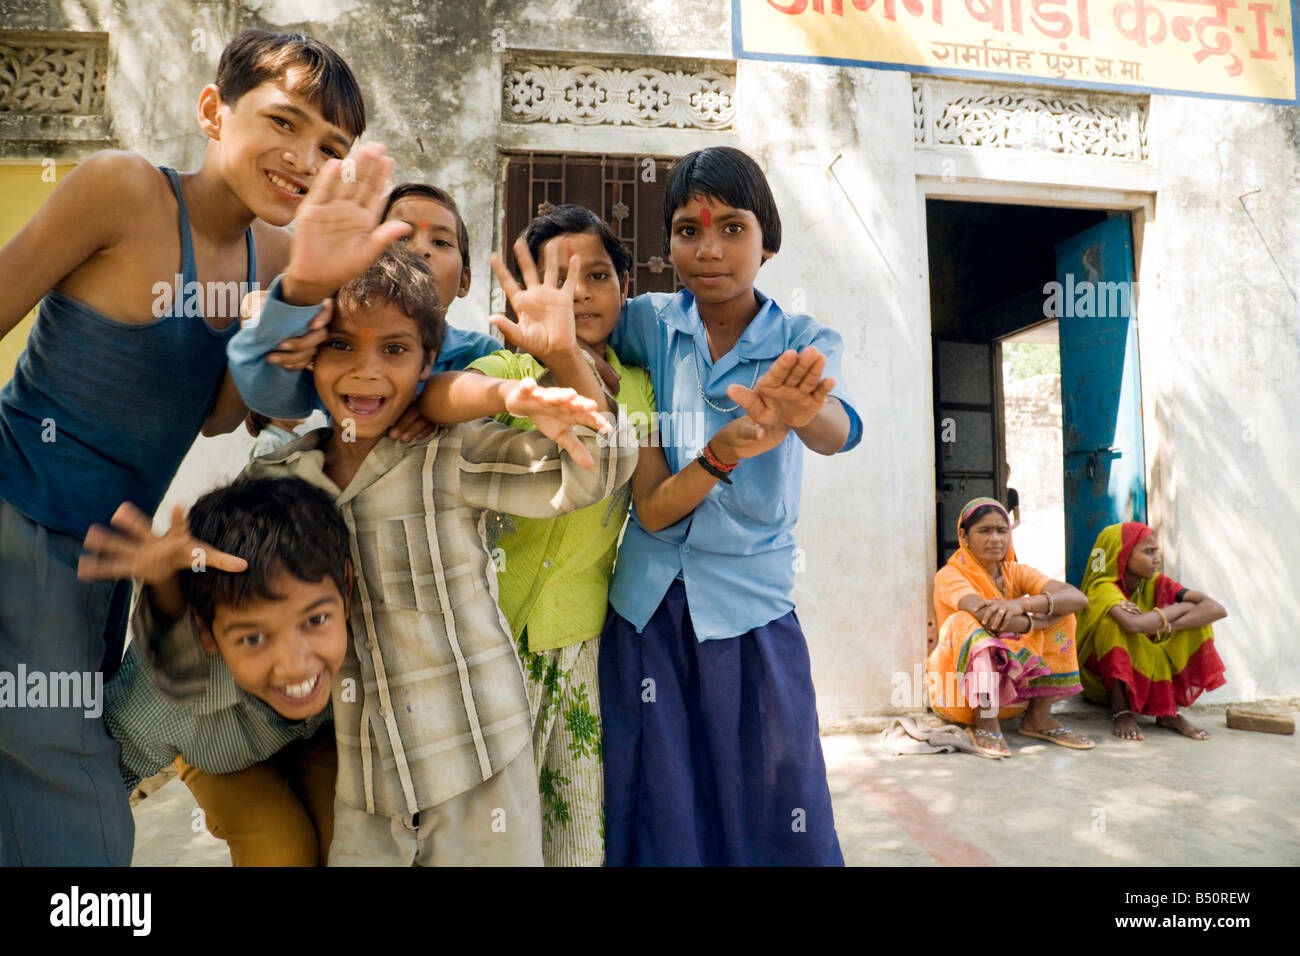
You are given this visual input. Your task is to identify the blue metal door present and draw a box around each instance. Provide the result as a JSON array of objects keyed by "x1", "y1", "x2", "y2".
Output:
[{"x1": 1056, "y1": 215, "x2": 1147, "y2": 586}]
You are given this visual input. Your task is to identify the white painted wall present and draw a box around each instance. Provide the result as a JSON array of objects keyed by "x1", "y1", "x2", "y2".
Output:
[{"x1": 1136, "y1": 96, "x2": 1300, "y2": 703}]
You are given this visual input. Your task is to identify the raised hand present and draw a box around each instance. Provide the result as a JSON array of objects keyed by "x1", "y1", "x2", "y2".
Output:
[
  {"x1": 78, "y1": 503, "x2": 248, "y2": 586},
  {"x1": 726, "y1": 347, "x2": 834, "y2": 430},
  {"x1": 489, "y1": 238, "x2": 580, "y2": 363},
  {"x1": 708, "y1": 415, "x2": 789, "y2": 465},
  {"x1": 282, "y1": 143, "x2": 412, "y2": 306},
  {"x1": 388, "y1": 402, "x2": 439, "y2": 442},
  {"x1": 240, "y1": 289, "x2": 334, "y2": 370},
  {"x1": 504, "y1": 377, "x2": 613, "y2": 470}
]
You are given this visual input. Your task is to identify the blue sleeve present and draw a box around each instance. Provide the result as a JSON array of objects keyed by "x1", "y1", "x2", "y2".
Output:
[
  {"x1": 609, "y1": 295, "x2": 657, "y2": 368},
  {"x1": 795, "y1": 318, "x2": 863, "y2": 454},
  {"x1": 432, "y1": 326, "x2": 501, "y2": 374},
  {"x1": 226, "y1": 275, "x2": 326, "y2": 419}
]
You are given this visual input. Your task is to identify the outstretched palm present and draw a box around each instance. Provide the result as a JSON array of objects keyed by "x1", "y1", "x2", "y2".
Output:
[
  {"x1": 504, "y1": 378, "x2": 612, "y2": 471},
  {"x1": 489, "y1": 238, "x2": 579, "y2": 362},
  {"x1": 78, "y1": 503, "x2": 248, "y2": 585},
  {"x1": 283, "y1": 143, "x2": 413, "y2": 303},
  {"x1": 726, "y1": 347, "x2": 834, "y2": 429}
]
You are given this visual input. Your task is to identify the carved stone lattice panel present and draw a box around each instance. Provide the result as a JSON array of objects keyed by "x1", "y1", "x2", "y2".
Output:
[
  {"x1": 913, "y1": 78, "x2": 1148, "y2": 161},
  {"x1": 0, "y1": 31, "x2": 108, "y2": 115},
  {"x1": 504, "y1": 62, "x2": 735, "y2": 129}
]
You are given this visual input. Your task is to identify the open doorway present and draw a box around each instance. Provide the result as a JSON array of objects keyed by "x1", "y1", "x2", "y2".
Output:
[
  {"x1": 1002, "y1": 320, "x2": 1064, "y2": 580},
  {"x1": 927, "y1": 198, "x2": 1147, "y2": 585}
]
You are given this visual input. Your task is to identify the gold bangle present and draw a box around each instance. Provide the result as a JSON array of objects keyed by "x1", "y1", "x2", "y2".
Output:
[{"x1": 1154, "y1": 607, "x2": 1169, "y2": 634}]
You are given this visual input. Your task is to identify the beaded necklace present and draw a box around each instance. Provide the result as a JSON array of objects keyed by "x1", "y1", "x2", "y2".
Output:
[{"x1": 691, "y1": 345, "x2": 760, "y2": 414}]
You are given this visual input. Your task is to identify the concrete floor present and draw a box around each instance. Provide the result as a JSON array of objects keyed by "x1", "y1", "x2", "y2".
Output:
[{"x1": 131, "y1": 704, "x2": 1300, "y2": 866}]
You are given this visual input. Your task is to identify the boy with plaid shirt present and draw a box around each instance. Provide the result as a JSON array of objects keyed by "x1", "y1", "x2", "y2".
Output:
[{"x1": 228, "y1": 155, "x2": 636, "y2": 862}]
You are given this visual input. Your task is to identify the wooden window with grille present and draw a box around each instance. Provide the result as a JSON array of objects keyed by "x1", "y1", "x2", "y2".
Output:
[{"x1": 501, "y1": 152, "x2": 683, "y2": 299}]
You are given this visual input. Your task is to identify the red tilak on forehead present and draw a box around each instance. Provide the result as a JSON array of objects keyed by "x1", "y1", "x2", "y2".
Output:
[
  {"x1": 700, "y1": 207, "x2": 712, "y2": 226},
  {"x1": 417, "y1": 221, "x2": 429, "y2": 232},
  {"x1": 356, "y1": 327, "x2": 375, "y2": 342}
]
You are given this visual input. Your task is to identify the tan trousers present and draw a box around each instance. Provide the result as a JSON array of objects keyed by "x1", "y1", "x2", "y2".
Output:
[{"x1": 175, "y1": 731, "x2": 336, "y2": 867}]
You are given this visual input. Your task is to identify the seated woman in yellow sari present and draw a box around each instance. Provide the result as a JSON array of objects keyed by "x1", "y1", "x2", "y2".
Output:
[
  {"x1": 1077, "y1": 523, "x2": 1227, "y2": 741},
  {"x1": 927, "y1": 497, "x2": 1092, "y2": 757}
]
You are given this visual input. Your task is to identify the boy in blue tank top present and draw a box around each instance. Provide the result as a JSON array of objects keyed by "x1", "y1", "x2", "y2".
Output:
[{"x1": 0, "y1": 30, "x2": 398, "y2": 866}]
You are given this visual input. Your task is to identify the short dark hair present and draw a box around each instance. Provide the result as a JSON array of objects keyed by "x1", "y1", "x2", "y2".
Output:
[
  {"x1": 662, "y1": 147, "x2": 781, "y2": 255},
  {"x1": 520, "y1": 204, "x2": 632, "y2": 281},
  {"x1": 181, "y1": 477, "x2": 351, "y2": 630},
  {"x1": 216, "y1": 29, "x2": 366, "y2": 139},
  {"x1": 381, "y1": 183, "x2": 471, "y2": 271},
  {"x1": 335, "y1": 246, "x2": 446, "y2": 363}
]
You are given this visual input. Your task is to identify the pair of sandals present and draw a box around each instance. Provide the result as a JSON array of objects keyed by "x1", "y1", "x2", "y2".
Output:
[{"x1": 966, "y1": 722, "x2": 1097, "y2": 758}]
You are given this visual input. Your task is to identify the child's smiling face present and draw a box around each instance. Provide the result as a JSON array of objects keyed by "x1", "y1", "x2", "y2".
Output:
[
  {"x1": 669, "y1": 193, "x2": 771, "y2": 309},
  {"x1": 386, "y1": 196, "x2": 471, "y2": 308},
  {"x1": 201, "y1": 570, "x2": 349, "y2": 720},
  {"x1": 207, "y1": 72, "x2": 354, "y2": 227},
  {"x1": 313, "y1": 299, "x2": 433, "y2": 442},
  {"x1": 538, "y1": 230, "x2": 627, "y2": 350}
]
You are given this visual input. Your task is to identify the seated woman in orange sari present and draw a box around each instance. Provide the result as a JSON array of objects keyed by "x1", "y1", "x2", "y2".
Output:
[
  {"x1": 1077, "y1": 522, "x2": 1227, "y2": 742},
  {"x1": 926, "y1": 497, "x2": 1092, "y2": 757}
]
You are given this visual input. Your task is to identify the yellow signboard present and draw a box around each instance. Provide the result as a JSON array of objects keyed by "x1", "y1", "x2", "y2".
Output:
[{"x1": 735, "y1": 0, "x2": 1298, "y2": 102}]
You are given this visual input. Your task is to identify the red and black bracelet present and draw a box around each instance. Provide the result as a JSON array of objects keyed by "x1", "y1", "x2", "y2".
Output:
[{"x1": 697, "y1": 442, "x2": 737, "y2": 483}]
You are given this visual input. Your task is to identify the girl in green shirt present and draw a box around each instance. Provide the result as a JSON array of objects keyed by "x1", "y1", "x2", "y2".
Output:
[{"x1": 467, "y1": 206, "x2": 654, "y2": 865}]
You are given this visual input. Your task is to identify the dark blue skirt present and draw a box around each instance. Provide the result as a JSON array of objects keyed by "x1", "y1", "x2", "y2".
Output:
[{"x1": 599, "y1": 579, "x2": 844, "y2": 866}]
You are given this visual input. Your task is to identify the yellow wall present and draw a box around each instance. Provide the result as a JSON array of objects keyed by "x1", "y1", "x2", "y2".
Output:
[{"x1": 0, "y1": 164, "x2": 76, "y2": 388}]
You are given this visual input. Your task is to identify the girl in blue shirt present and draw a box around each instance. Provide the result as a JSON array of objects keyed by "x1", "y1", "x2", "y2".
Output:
[{"x1": 601, "y1": 147, "x2": 862, "y2": 866}]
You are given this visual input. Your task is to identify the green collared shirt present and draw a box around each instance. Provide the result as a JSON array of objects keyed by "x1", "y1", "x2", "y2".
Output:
[{"x1": 467, "y1": 347, "x2": 655, "y2": 651}]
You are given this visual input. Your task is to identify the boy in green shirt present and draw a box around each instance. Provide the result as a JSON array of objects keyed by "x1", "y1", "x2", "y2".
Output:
[{"x1": 463, "y1": 207, "x2": 652, "y2": 864}]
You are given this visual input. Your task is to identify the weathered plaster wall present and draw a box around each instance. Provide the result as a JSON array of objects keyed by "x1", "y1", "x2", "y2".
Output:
[
  {"x1": 2, "y1": 0, "x2": 1295, "y2": 717},
  {"x1": 1138, "y1": 96, "x2": 1300, "y2": 702}
]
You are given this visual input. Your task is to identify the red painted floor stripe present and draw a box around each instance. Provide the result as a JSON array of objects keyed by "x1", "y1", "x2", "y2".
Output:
[{"x1": 839, "y1": 749, "x2": 997, "y2": 867}]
